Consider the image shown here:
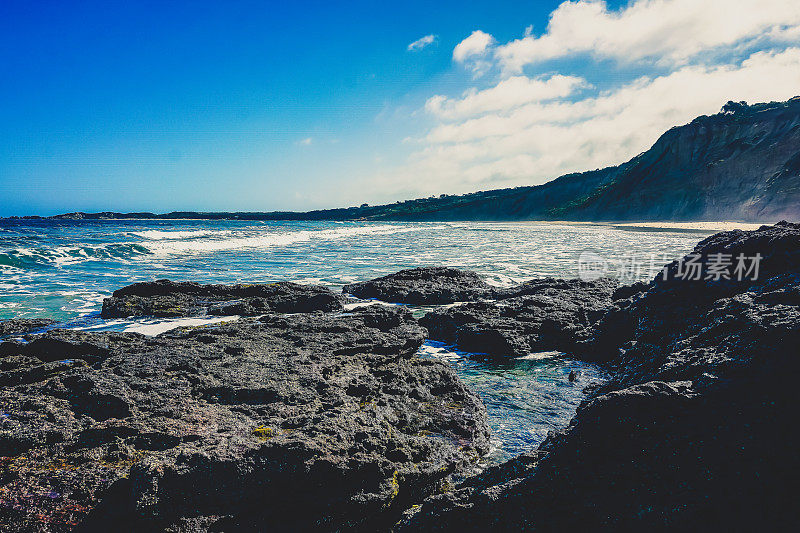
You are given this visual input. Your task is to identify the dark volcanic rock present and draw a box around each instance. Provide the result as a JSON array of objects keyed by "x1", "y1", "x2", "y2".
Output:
[
  {"x1": 419, "y1": 278, "x2": 619, "y2": 358},
  {"x1": 610, "y1": 280, "x2": 649, "y2": 300},
  {"x1": 0, "y1": 306, "x2": 489, "y2": 532},
  {"x1": 401, "y1": 222, "x2": 800, "y2": 531},
  {"x1": 0, "y1": 319, "x2": 55, "y2": 339},
  {"x1": 342, "y1": 267, "x2": 493, "y2": 304},
  {"x1": 101, "y1": 279, "x2": 344, "y2": 318}
]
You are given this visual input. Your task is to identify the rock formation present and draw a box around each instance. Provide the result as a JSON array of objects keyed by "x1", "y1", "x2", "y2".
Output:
[
  {"x1": 419, "y1": 278, "x2": 619, "y2": 358},
  {"x1": 342, "y1": 267, "x2": 493, "y2": 305},
  {"x1": 0, "y1": 319, "x2": 55, "y2": 339},
  {"x1": 101, "y1": 279, "x2": 345, "y2": 318},
  {"x1": 3, "y1": 222, "x2": 799, "y2": 531},
  {"x1": 0, "y1": 306, "x2": 488, "y2": 531}
]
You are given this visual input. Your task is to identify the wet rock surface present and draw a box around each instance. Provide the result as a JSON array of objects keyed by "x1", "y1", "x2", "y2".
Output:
[
  {"x1": 101, "y1": 279, "x2": 345, "y2": 318},
  {"x1": 0, "y1": 305, "x2": 489, "y2": 532},
  {"x1": 342, "y1": 267, "x2": 493, "y2": 305},
  {"x1": 419, "y1": 278, "x2": 619, "y2": 358},
  {"x1": 400, "y1": 222, "x2": 800, "y2": 531},
  {"x1": 0, "y1": 319, "x2": 56, "y2": 339}
]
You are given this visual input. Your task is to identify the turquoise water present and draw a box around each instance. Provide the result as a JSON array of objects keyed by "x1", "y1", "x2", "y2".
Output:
[{"x1": 0, "y1": 218, "x2": 710, "y2": 462}]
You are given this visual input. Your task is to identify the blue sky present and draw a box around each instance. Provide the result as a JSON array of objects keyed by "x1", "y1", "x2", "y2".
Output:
[{"x1": 1, "y1": 0, "x2": 798, "y2": 216}]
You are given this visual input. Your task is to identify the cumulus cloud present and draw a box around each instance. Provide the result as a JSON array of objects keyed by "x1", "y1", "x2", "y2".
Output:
[
  {"x1": 425, "y1": 74, "x2": 591, "y2": 120},
  {"x1": 453, "y1": 30, "x2": 494, "y2": 61},
  {"x1": 453, "y1": 30, "x2": 495, "y2": 75},
  {"x1": 408, "y1": 34, "x2": 437, "y2": 51},
  {"x1": 365, "y1": 0, "x2": 800, "y2": 199},
  {"x1": 355, "y1": 0, "x2": 800, "y2": 203},
  {"x1": 494, "y1": 0, "x2": 800, "y2": 72},
  {"x1": 383, "y1": 47, "x2": 800, "y2": 198}
]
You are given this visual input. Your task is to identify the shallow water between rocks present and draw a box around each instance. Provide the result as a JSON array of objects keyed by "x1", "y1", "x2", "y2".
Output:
[{"x1": 417, "y1": 341, "x2": 608, "y2": 464}]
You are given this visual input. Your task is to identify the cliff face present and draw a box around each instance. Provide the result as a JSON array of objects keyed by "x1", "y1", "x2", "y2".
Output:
[
  {"x1": 397, "y1": 97, "x2": 800, "y2": 222},
  {"x1": 555, "y1": 98, "x2": 800, "y2": 221}
]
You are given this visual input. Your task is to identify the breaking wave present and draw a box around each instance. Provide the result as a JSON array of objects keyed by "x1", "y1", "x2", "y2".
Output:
[
  {"x1": 142, "y1": 224, "x2": 427, "y2": 255},
  {"x1": 0, "y1": 224, "x2": 429, "y2": 268},
  {"x1": 125, "y1": 229, "x2": 220, "y2": 240},
  {"x1": 0, "y1": 243, "x2": 150, "y2": 268}
]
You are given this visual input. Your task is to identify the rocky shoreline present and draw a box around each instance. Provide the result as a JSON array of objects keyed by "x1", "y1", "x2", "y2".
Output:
[{"x1": 1, "y1": 222, "x2": 798, "y2": 531}]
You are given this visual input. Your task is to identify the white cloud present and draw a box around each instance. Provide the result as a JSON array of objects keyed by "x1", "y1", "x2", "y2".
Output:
[
  {"x1": 453, "y1": 30, "x2": 495, "y2": 75},
  {"x1": 425, "y1": 74, "x2": 590, "y2": 120},
  {"x1": 389, "y1": 47, "x2": 800, "y2": 196},
  {"x1": 408, "y1": 34, "x2": 437, "y2": 51},
  {"x1": 298, "y1": 137, "x2": 313, "y2": 146},
  {"x1": 453, "y1": 30, "x2": 494, "y2": 62},
  {"x1": 362, "y1": 0, "x2": 800, "y2": 201},
  {"x1": 495, "y1": 0, "x2": 800, "y2": 72}
]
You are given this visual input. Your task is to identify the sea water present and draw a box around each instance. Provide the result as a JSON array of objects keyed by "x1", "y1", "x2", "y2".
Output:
[{"x1": 0, "y1": 218, "x2": 723, "y2": 463}]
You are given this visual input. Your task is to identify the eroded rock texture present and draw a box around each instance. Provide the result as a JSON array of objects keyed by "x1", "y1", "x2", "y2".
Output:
[
  {"x1": 400, "y1": 222, "x2": 800, "y2": 531},
  {"x1": 0, "y1": 306, "x2": 488, "y2": 531},
  {"x1": 101, "y1": 279, "x2": 345, "y2": 318},
  {"x1": 342, "y1": 267, "x2": 493, "y2": 305},
  {"x1": 0, "y1": 319, "x2": 55, "y2": 339},
  {"x1": 419, "y1": 278, "x2": 619, "y2": 358}
]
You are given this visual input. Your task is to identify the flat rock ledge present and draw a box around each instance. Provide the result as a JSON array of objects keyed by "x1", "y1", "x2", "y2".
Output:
[
  {"x1": 0, "y1": 319, "x2": 56, "y2": 339},
  {"x1": 342, "y1": 267, "x2": 494, "y2": 305},
  {"x1": 0, "y1": 305, "x2": 489, "y2": 531},
  {"x1": 101, "y1": 279, "x2": 345, "y2": 318},
  {"x1": 399, "y1": 221, "x2": 800, "y2": 531}
]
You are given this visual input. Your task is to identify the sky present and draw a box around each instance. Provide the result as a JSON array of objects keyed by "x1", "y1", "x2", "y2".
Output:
[{"x1": 2, "y1": 0, "x2": 800, "y2": 216}]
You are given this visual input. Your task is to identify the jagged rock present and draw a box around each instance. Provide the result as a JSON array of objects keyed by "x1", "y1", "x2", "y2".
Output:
[
  {"x1": 400, "y1": 222, "x2": 800, "y2": 531},
  {"x1": 419, "y1": 278, "x2": 619, "y2": 358},
  {"x1": 101, "y1": 293, "x2": 199, "y2": 318},
  {"x1": 342, "y1": 267, "x2": 493, "y2": 304},
  {"x1": 611, "y1": 280, "x2": 649, "y2": 300},
  {"x1": 101, "y1": 280, "x2": 344, "y2": 318},
  {"x1": 0, "y1": 319, "x2": 55, "y2": 339},
  {"x1": 0, "y1": 306, "x2": 489, "y2": 531}
]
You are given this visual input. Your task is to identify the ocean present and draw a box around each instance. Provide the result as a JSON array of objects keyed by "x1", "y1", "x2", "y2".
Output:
[{"x1": 0, "y1": 218, "x2": 729, "y2": 463}]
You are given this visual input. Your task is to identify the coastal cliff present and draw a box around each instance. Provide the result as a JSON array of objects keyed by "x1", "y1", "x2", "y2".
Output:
[{"x1": 28, "y1": 97, "x2": 800, "y2": 223}]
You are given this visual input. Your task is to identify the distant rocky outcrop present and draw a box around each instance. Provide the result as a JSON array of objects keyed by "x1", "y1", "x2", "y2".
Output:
[
  {"x1": 342, "y1": 267, "x2": 493, "y2": 304},
  {"x1": 101, "y1": 279, "x2": 344, "y2": 318},
  {"x1": 400, "y1": 221, "x2": 800, "y2": 531},
  {"x1": 0, "y1": 306, "x2": 488, "y2": 531}
]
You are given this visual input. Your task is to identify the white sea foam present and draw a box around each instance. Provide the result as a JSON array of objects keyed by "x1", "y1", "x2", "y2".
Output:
[
  {"x1": 610, "y1": 221, "x2": 765, "y2": 231},
  {"x1": 143, "y1": 225, "x2": 427, "y2": 256},
  {"x1": 127, "y1": 229, "x2": 220, "y2": 240},
  {"x1": 121, "y1": 315, "x2": 240, "y2": 336},
  {"x1": 1, "y1": 243, "x2": 149, "y2": 267},
  {"x1": 416, "y1": 342, "x2": 462, "y2": 362},
  {"x1": 342, "y1": 301, "x2": 397, "y2": 311},
  {"x1": 517, "y1": 351, "x2": 562, "y2": 360}
]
